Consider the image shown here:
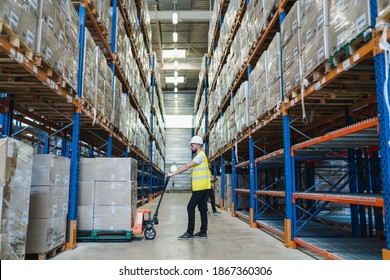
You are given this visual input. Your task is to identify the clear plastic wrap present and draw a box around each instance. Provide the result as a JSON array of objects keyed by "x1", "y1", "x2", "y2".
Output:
[
  {"x1": 267, "y1": 33, "x2": 281, "y2": 111},
  {"x1": 283, "y1": 33, "x2": 301, "y2": 95},
  {"x1": 93, "y1": 206, "x2": 131, "y2": 230},
  {"x1": 0, "y1": 137, "x2": 34, "y2": 260},
  {"x1": 31, "y1": 155, "x2": 70, "y2": 187},
  {"x1": 80, "y1": 158, "x2": 95, "y2": 182},
  {"x1": 329, "y1": 0, "x2": 371, "y2": 55}
]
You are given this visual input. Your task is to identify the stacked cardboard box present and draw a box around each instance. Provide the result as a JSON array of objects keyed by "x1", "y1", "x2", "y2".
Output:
[
  {"x1": 78, "y1": 158, "x2": 138, "y2": 231},
  {"x1": 267, "y1": 33, "x2": 282, "y2": 111},
  {"x1": 26, "y1": 155, "x2": 70, "y2": 254},
  {"x1": 0, "y1": 0, "x2": 79, "y2": 90},
  {"x1": 223, "y1": 174, "x2": 233, "y2": 210},
  {"x1": 92, "y1": 0, "x2": 110, "y2": 32},
  {"x1": 329, "y1": 0, "x2": 371, "y2": 55},
  {"x1": 281, "y1": 1, "x2": 302, "y2": 96},
  {"x1": 300, "y1": 0, "x2": 328, "y2": 79},
  {"x1": 0, "y1": 137, "x2": 34, "y2": 260}
]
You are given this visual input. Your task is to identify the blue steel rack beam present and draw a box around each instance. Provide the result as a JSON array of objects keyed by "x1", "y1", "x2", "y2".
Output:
[{"x1": 66, "y1": 0, "x2": 86, "y2": 250}]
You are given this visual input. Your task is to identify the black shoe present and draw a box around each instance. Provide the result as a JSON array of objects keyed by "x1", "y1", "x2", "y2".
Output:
[
  {"x1": 178, "y1": 232, "x2": 193, "y2": 240},
  {"x1": 213, "y1": 211, "x2": 222, "y2": 215},
  {"x1": 207, "y1": 211, "x2": 211, "y2": 215},
  {"x1": 194, "y1": 232, "x2": 207, "y2": 239}
]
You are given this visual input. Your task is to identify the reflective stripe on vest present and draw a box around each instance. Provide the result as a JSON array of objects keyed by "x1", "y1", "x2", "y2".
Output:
[{"x1": 191, "y1": 150, "x2": 211, "y2": 191}]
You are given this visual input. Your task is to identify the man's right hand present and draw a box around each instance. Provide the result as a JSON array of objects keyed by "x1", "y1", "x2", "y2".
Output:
[{"x1": 166, "y1": 173, "x2": 174, "y2": 178}]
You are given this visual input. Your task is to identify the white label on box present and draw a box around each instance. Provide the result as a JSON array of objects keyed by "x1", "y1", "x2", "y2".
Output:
[
  {"x1": 337, "y1": 0, "x2": 345, "y2": 10},
  {"x1": 295, "y1": 73, "x2": 300, "y2": 82},
  {"x1": 45, "y1": 46, "x2": 53, "y2": 60},
  {"x1": 315, "y1": 82, "x2": 321, "y2": 90},
  {"x1": 317, "y1": 47, "x2": 325, "y2": 60},
  {"x1": 16, "y1": 52, "x2": 24, "y2": 64},
  {"x1": 29, "y1": 0, "x2": 38, "y2": 10},
  {"x1": 356, "y1": 14, "x2": 367, "y2": 33},
  {"x1": 343, "y1": 59, "x2": 351, "y2": 71},
  {"x1": 306, "y1": 29, "x2": 312, "y2": 41},
  {"x1": 10, "y1": 48, "x2": 16, "y2": 58},
  {"x1": 337, "y1": 32, "x2": 346, "y2": 46},
  {"x1": 26, "y1": 30, "x2": 35, "y2": 46},
  {"x1": 59, "y1": 30, "x2": 65, "y2": 43},
  {"x1": 67, "y1": 95, "x2": 72, "y2": 103},
  {"x1": 7, "y1": 140, "x2": 14, "y2": 158},
  {"x1": 293, "y1": 47, "x2": 299, "y2": 57},
  {"x1": 10, "y1": 11, "x2": 19, "y2": 28},
  {"x1": 307, "y1": 60, "x2": 314, "y2": 71},
  {"x1": 50, "y1": 80, "x2": 55, "y2": 89},
  {"x1": 322, "y1": 77, "x2": 326, "y2": 84},
  {"x1": 305, "y1": 1, "x2": 311, "y2": 13},
  {"x1": 33, "y1": 66, "x2": 38, "y2": 74},
  {"x1": 354, "y1": 53, "x2": 360, "y2": 62},
  {"x1": 47, "y1": 16, "x2": 54, "y2": 30},
  {"x1": 317, "y1": 14, "x2": 324, "y2": 27},
  {"x1": 290, "y1": 99, "x2": 295, "y2": 106},
  {"x1": 292, "y1": 19, "x2": 298, "y2": 31}
]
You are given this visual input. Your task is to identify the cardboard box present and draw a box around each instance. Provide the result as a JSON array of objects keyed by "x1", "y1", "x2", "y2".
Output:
[
  {"x1": 0, "y1": 137, "x2": 33, "y2": 259},
  {"x1": 94, "y1": 158, "x2": 137, "y2": 182},
  {"x1": 79, "y1": 181, "x2": 95, "y2": 206},
  {"x1": 78, "y1": 205, "x2": 94, "y2": 231},
  {"x1": 80, "y1": 158, "x2": 95, "y2": 182},
  {"x1": 26, "y1": 218, "x2": 65, "y2": 254},
  {"x1": 93, "y1": 206, "x2": 131, "y2": 230},
  {"x1": 94, "y1": 182, "x2": 134, "y2": 206},
  {"x1": 31, "y1": 155, "x2": 70, "y2": 187},
  {"x1": 29, "y1": 186, "x2": 68, "y2": 219}
]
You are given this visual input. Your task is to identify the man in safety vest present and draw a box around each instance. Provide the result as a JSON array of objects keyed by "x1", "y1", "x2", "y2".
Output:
[{"x1": 167, "y1": 135, "x2": 211, "y2": 240}]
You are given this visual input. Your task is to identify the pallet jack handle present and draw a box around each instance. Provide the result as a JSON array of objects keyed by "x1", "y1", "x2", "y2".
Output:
[{"x1": 152, "y1": 176, "x2": 170, "y2": 225}]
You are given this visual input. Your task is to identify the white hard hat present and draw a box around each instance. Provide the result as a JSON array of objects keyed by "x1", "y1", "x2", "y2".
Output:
[{"x1": 190, "y1": 135, "x2": 203, "y2": 145}]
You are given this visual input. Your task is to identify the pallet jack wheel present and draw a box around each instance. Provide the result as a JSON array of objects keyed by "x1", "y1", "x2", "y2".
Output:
[{"x1": 144, "y1": 227, "x2": 156, "y2": 240}]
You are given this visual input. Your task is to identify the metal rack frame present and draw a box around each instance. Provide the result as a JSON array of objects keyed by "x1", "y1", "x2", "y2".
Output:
[{"x1": 196, "y1": 0, "x2": 390, "y2": 259}]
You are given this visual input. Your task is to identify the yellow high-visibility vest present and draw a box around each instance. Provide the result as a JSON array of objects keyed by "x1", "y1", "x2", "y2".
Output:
[{"x1": 191, "y1": 150, "x2": 211, "y2": 191}]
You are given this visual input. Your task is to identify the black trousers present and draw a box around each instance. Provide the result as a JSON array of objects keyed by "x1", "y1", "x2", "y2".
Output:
[
  {"x1": 187, "y1": 189, "x2": 209, "y2": 235},
  {"x1": 208, "y1": 188, "x2": 217, "y2": 212}
]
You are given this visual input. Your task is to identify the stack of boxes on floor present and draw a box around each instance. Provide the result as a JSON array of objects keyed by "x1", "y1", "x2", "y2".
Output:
[
  {"x1": 224, "y1": 175, "x2": 233, "y2": 210},
  {"x1": 26, "y1": 155, "x2": 70, "y2": 255},
  {"x1": 208, "y1": 0, "x2": 373, "y2": 157},
  {"x1": 78, "y1": 158, "x2": 138, "y2": 231},
  {"x1": 0, "y1": 138, "x2": 34, "y2": 260},
  {"x1": 0, "y1": 0, "x2": 79, "y2": 90}
]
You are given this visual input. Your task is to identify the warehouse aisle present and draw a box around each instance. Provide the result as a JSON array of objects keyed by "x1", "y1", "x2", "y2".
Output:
[{"x1": 53, "y1": 193, "x2": 315, "y2": 260}]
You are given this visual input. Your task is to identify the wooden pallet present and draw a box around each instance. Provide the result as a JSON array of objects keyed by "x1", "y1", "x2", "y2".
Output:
[
  {"x1": 25, "y1": 244, "x2": 66, "y2": 260},
  {"x1": 283, "y1": 84, "x2": 301, "y2": 103},
  {"x1": 0, "y1": 19, "x2": 34, "y2": 61},
  {"x1": 304, "y1": 60, "x2": 331, "y2": 85},
  {"x1": 329, "y1": 29, "x2": 372, "y2": 68},
  {"x1": 77, "y1": 230, "x2": 133, "y2": 242}
]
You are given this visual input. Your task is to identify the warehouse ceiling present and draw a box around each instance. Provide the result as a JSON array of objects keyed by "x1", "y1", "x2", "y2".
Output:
[{"x1": 147, "y1": 0, "x2": 214, "y2": 92}]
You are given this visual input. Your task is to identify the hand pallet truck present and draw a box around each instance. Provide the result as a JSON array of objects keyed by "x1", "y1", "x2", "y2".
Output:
[{"x1": 132, "y1": 177, "x2": 170, "y2": 240}]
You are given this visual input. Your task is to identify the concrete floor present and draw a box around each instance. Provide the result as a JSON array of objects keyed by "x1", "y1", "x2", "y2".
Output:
[{"x1": 53, "y1": 193, "x2": 316, "y2": 260}]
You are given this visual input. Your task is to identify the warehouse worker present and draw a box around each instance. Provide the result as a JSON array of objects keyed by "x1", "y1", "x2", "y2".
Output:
[
  {"x1": 167, "y1": 135, "x2": 211, "y2": 240},
  {"x1": 208, "y1": 166, "x2": 221, "y2": 215}
]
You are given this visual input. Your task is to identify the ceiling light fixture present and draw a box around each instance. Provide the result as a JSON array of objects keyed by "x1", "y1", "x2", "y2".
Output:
[
  {"x1": 174, "y1": 88, "x2": 178, "y2": 93},
  {"x1": 174, "y1": 70, "x2": 178, "y2": 77},
  {"x1": 174, "y1": 94, "x2": 178, "y2": 98},
  {"x1": 172, "y1": 12, "x2": 178, "y2": 24},
  {"x1": 174, "y1": 60, "x2": 179, "y2": 68},
  {"x1": 173, "y1": 32, "x2": 178, "y2": 42}
]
